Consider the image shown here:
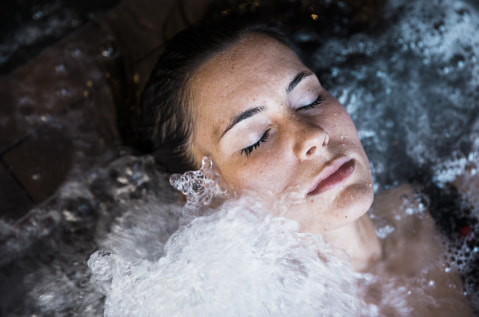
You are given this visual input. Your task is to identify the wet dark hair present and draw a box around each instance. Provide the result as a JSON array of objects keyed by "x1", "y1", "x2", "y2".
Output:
[{"x1": 136, "y1": 18, "x2": 303, "y2": 173}]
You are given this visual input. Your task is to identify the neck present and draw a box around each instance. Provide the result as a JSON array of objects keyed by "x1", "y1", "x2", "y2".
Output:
[{"x1": 321, "y1": 214, "x2": 381, "y2": 272}]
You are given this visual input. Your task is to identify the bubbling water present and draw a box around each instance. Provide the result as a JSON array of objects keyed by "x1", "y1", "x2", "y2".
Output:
[
  {"x1": 1, "y1": 0, "x2": 479, "y2": 315},
  {"x1": 88, "y1": 156, "x2": 475, "y2": 316},
  {"x1": 89, "y1": 198, "x2": 373, "y2": 316},
  {"x1": 313, "y1": 0, "x2": 479, "y2": 188},
  {"x1": 89, "y1": 158, "x2": 369, "y2": 316},
  {"x1": 170, "y1": 157, "x2": 227, "y2": 213}
]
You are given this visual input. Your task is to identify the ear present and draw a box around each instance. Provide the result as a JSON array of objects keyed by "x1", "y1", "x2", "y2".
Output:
[{"x1": 178, "y1": 191, "x2": 187, "y2": 203}]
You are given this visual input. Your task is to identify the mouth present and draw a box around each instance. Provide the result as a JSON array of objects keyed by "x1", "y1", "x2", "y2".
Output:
[{"x1": 307, "y1": 158, "x2": 355, "y2": 196}]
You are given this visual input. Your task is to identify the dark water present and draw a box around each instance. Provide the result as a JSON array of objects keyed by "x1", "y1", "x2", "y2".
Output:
[
  {"x1": 0, "y1": 0, "x2": 478, "y2": 315},
  {"x1": 0, "y1": 0, "x2": 120, "y2": 75}
]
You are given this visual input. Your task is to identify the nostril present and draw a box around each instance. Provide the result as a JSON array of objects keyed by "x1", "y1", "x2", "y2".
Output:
[{"x1": 306, "y1": 146, "x2": 316, "y2": 156}]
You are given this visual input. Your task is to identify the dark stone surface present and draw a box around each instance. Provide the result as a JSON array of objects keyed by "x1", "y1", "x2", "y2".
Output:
[
  {"x1": 0, "y1": 0, "x2": 121, "y2": 75},
  {"x1": 0, "y1": 22, "x2": 117, "y2": 154},
  {"x1": 3, "y1": 124, "x2": 74, "y2": 204},
  {"x1": 0, "y1": 162, "x2": 34, "y2": 221},
  {"x1": 0, "y1": 0, "x2": 210, "y2": 221},
  {"x1": 0, "y1": 22, "x2": 122, "y2": 220}
]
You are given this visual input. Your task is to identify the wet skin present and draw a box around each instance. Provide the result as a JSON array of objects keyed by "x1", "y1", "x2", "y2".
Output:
[
  {"x1": 184, "y1": 34, "x2": 475, "y2": 314},
  {"x1": 189, "y1": 33, "x2": 374, "y2": 234}
]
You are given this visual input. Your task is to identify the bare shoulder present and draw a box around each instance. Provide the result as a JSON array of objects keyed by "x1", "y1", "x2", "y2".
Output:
[
  {"x1": 368, "y1": 183, "x2": 474, "y2": 316},
  {"x1": 371, "y1": 183, "x2": 416, "y2": 215},
  {"x1": 370, "y1": 183, "x2": 440, "y2": 274},
  {"x1": 370, "y1": 183, "x2": 428, "y2": 226}
]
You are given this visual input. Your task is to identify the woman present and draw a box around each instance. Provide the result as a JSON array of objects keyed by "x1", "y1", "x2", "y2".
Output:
[{"x1": 138, "y1": 18, "x2": 474, "y2": 315}]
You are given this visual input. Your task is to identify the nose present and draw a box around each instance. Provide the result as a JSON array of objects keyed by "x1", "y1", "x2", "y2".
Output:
[{"x1": 293, "y1": 120, "x2": 329, "y2": 160}]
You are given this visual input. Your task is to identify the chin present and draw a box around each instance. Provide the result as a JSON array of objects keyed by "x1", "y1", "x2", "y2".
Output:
[{"x1": 328, "y1": 182, "x2": 374, "y2": 229}]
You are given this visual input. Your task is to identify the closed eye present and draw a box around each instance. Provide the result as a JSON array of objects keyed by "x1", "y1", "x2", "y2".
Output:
[
  {"x1": 241, "y1": 128, "x2": 271, "y2": 156},
  {"x1": 297, "y1": 95, "x2": 326, "y2": 111}
]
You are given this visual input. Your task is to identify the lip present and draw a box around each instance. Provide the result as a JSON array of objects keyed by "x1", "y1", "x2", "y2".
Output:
[{"x1": 307, "y1": 157, "x2": 355, "y2": 196}]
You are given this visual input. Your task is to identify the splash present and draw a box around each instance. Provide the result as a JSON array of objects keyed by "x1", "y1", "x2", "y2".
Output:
[
  {"x1": 89, "y1": 197, "x2": 373, "y2": 317},
  {"x1": 88, "y1": 159, "x2": 474, "y2": 316},
  {"x1": 90, "y1": 159, "x2": 373, "y2": 315},
  {"x1": 2, "y1": 0, "x2": 479, "y2": 315},
  {"x1": 169, "y1": 157, "x2": 226, "y2": 212}
]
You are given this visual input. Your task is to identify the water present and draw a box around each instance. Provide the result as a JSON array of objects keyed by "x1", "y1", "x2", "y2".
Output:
[
  {"x1": 0, "y1": 0, "x2": 120, "y2": 75},
  {"x1": 1, "y1": 0, "x2": 479, "y2": 315},
  {"x1": 89, "y1": 197, "x2": 369, "y2": 316},
  {"x1": 312, "y1": 0, "x2": 479, "y2": 188}
]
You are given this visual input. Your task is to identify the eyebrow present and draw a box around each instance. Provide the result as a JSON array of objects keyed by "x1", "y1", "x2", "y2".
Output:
[
  {"x1": 286, "y1": 71, "x2": 313, "y2": 94},
  {"x1": 220, "y1": 70, "x2": 313, "y2": 139},
  {"x1": 221, "y1": 106, "x2": 265, "y2": 138}
]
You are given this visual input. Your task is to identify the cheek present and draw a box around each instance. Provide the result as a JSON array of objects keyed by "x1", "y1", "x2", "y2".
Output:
[
  {"x1": 218, "y1": 154, "x2": 292, "y2": 195},
  {"x1": 328, "y1": 109, "x2": 356, "y2": 133}
]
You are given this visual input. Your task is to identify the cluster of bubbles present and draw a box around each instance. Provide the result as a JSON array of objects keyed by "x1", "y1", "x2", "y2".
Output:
[
  {"x1": 89, "y1": 193, "x2": 371, "y2": 316},
  {"x1": 169, "y1": 157, "x2": 226, "y2": 213}
]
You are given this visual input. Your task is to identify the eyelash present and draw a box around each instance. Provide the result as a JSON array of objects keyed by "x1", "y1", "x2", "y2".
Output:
[
  {"x1": 239, "y1": 95, "x2": 324, "y2": 157},
  {"x1": 298, "y1": 95, "x2": 326, "y2": 111},
  {"x1": 241, "y1": 128, "x2": 271, "y2": 156}
]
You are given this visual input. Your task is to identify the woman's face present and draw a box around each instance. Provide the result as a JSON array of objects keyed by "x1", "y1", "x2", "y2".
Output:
[{"x1": 189, "y1": 34, "x2": 373, "y2": 233}]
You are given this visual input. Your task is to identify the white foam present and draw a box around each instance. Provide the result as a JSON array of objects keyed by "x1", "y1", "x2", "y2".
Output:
[{"x1": 89, "y1": 198, "x2": 373, "y2": 316}]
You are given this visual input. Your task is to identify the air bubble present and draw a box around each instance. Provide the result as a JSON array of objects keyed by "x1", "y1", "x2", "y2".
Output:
[
  {"x1": 101, "y1": 47, "x2": 115, "y2": 58},
  {"x1": 55, "y1": 64, "x2": 65, "y2": 73},
  {"x1": 170, "y1": 157, "x2": 226, "y2": 209},
  {"x1": 33, "y1": 11, "x2": 44, "y2": 20}
]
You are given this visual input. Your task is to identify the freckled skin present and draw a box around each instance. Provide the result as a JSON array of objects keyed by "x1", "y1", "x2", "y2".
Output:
[{"x1": 189, "y1": 34, "x2": 374, "y2": 234}]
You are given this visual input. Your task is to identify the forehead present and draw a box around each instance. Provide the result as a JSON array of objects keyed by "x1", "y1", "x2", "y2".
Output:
[
  {"x1": 191, "y1": 33, "x2": 304, "y2": 94},
  {"x1": 189, "y1": 33, "x2": 308, "y2": 151}
]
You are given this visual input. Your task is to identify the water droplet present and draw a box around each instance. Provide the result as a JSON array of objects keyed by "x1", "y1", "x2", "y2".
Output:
[
  {"x1": 63, "y1": 210, "x2": 78, "y2": 222},
  {"x1": 117, "y1": 176, "x2": 129, "y2": 184},
  {"x1": 55, "y1": 64, "x2": 65, "y2": 73},
  {"x1": 102, "y1": 47, "x2": 115, "y2": 57},
  {"x1": 33, "y1": 11, "x2": 44, "y2": 20}
]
